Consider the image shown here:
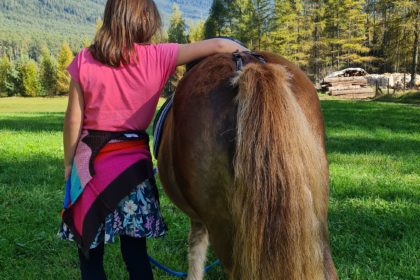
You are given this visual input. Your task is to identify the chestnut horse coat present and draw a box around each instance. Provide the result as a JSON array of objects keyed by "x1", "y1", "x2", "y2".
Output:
[{"x1": 157, "y1": 52, "x2": 338, "y2": 280}]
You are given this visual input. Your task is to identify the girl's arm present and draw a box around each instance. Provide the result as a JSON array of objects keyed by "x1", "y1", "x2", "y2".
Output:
[
  {"x1": 63, "y1": 79, "x2": 84, "y2": 180},
  {"x1": 176, "y1": 38, "x2": 249, "y2": 66}
]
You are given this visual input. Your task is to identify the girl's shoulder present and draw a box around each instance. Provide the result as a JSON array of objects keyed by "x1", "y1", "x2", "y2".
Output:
[
  {"x1": 133, "y1": 43, "x2": 178, "y2": 64},
  {"x1": 134, "y1": 43, "x2": 179, "y2": 52},
  {"x1": 76, "y1": 48, "x2": 93, "y2": 60},
  {"x1": 70, "y1": 48, "x2": 90, "y2": 64}
]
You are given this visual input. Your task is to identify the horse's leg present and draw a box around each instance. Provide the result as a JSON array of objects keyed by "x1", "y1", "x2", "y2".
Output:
[
  {"x1": 187, "y1": 220, "x2": 209, "y2": 280},
  {"x1": 321, "y1": 226, "x2": 339, "y2": 280}
]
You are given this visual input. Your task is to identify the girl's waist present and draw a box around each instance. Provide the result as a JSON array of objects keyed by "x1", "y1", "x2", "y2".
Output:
[
  {"x1": 98, "y1": 140, "x2": 150, "y2": 155},
  {"x1": 78, "y1": 129, "x2": 151, "y2": 171},
  {"x1": 81, "y1": 129, "x2": 149, "y2": 142}
]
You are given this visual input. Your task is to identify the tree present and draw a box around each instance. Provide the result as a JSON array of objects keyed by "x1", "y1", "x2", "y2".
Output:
[
  {"x1": 403, "y1": 0, "x2": 420, "y2": 87},
  {"x1": 230, "y1": 0, "x2": 257, "y2": 48},
  {"x1": 0, "y1": 54, "x2": 11, "y2": 96},
  {"x1": 308, "y1": 0, "x2": 328, "y2": 82},
  {"x1": 250, "y1": 0, "x2": 274, "y2": 50},
  {"x1": 6, "y1": 58, "x2": 23, "y2": 96},
  {"x1": 168, "y1": 4, "x2": 189, "y2": 44},
  {"x1": 20, "y1": 59, "x2": 41, "y2": 97},
  {"x1": 409, "y1": 10, "x2": 419, "y2": 87},
  {"x1": 166, "y1": 5, "x2": 189, "y2": 97},
  {"x1": 272, "y1": 0, "x2": 299, "y2": 57},
  {"x1": 40, "y1": 47, "x2": 57, "y2": 96},
  {"x1": 322, "y1": 0, "x2": 369, "y2": 71},
  {"x1": 204, "y1": 0, "x2": 230, "y2": 38},
  {"x1": 152, "y1": 29, "x2": 169, "y2": 44},
  {"x1": 96, "y1": 18, "x2": 103, "y2": 33},
  {"x1": 272, "y1": 0, "x2": 314, "y2": 67},
  {"x1": 56, "y1": 42, "x2": 74, "y2": 95},
  {"x1": 189, "y1": 20, "x2": 205, "y2": 43},
  {"x1": 81, "y1": 36, "x2": 91, "y2": 48}
]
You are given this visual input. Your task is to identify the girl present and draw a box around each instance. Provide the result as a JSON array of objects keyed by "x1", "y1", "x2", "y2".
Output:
[{"x1": 58, "y1": 0, "x2": 247, "y2": 279}]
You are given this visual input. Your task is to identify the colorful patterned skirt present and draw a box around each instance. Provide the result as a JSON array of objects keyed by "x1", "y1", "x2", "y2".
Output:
[
  {"x1": 58, "y1": 177, "x2": 166, "y2": 249},
  {"x1": 58, "y1": 130, "x2": 166, "y2": 252}
]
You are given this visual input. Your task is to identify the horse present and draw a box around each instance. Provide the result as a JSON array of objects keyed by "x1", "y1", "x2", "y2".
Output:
[{"x1": 156, "y1": 51, "x2": 338, "y2": 280}]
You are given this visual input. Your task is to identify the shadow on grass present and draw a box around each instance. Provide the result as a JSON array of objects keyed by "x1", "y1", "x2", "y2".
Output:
[
  {"x1": 0, "y1": 155, "x2": 62, "y2": 187},
  {"x1": 0, "y1": 113, "x2": 64, "y2": 132},
  {"x1": 321, "y1": 100, "x2": 420, "y2": 134},
  {"x1": 373, "y1": 91, "x2": 420, "y2": 105},
  {"x1": 330, "y1": 185, "x2": 419, "y2": 204},
  {"x1": 329, "y1": 200, "x2": 417, "y2": 247},
  {"x1": 326, "y1": 136, "x2": 420, "y2": 155},
  {"x1": 321, "y1": 100, "x2": 420, "y2": 158}
]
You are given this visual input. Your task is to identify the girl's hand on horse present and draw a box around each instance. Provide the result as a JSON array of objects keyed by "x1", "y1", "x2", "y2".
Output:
[{"x1": 176, "y1": 38, "x2": 249, "y2": 66}]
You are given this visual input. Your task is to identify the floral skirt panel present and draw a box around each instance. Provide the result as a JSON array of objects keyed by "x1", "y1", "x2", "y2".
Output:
[{"x1": 58, "y1": 178, "x2": 167, "y2": 249}]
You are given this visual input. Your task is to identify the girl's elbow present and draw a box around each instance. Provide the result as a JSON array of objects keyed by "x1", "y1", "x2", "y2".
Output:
[
  {"x1": 64, "y1": 115, "x2": 82, "y2": 127},
  {"x1": 214, "y1": 38, "x2": 227, "y2": 53}
]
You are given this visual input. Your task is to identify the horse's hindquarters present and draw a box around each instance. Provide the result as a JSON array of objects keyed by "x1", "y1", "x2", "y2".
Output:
[{"x1": 158, "y1": 52, "x2": 338, "y2": 280}]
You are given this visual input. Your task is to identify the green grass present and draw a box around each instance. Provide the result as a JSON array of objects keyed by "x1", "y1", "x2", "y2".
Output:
[
  {"x1": 0, "y1": 97, "x2": 68, "y2": 113},
  {"x1": 0, "y1": 97, "x2": 419, "y2": 279},
  {"x1": 374, "y1": 91, "x2": 420, "y2": 105}
]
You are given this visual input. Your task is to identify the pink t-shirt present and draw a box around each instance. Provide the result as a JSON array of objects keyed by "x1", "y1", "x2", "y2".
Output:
[{"x1": 67, "y1": 43, "x2": 179, "y2": 131}]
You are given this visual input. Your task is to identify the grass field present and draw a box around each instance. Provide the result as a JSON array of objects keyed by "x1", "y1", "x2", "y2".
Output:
[{"x1": 0, "y1": 97, "x2": 419, "y2": 279}]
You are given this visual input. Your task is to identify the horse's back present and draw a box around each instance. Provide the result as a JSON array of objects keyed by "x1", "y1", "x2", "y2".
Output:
[{"x1": 158, "y1": 52, "x2": 335, "y2": 278}]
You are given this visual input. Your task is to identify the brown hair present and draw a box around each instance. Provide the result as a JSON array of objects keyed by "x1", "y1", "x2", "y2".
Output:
[
  {"x1": 231, "y1": 62, "x2": 327, "y2": 279},
  {"x1": 90, "y1": 0, "x2": 162, "y2": 67}
]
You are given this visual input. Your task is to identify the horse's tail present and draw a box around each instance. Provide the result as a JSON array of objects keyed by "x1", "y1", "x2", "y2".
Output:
[{"x1": 231, "y1": 63, "x2": 328, "y2": 279}]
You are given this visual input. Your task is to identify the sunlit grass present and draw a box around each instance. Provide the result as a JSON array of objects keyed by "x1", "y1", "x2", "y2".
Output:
[{"x1": 0, "y1": 97, "x2": 419, "y2": 279}]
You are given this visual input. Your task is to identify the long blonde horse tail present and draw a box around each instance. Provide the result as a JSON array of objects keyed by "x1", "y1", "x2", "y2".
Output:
[{"x1": 231, "y1": 63, "x2": 328, "y2": 280}]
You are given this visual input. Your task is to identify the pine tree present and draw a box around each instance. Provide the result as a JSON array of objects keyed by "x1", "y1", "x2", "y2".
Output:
[
  {"x1": 168, "y1": 4, "x2": 189, "y2": 44},
  {"x1": 272, "y1": 0, "x2": 299, "y2": 57},
  {"x1": 230, "y1": 0, "x2": 274, "y2": 50},
  {"x1": 294, "y1": 0, "x2": 315, "y2": 68},
  {"x1": 308, "y1": 0, "x2": 328, "y2": 82},
  {"x1": 56, "y1": 42, "x2": 74, "y2": 95},
  {"x1": 20, "y1": 59, "x2": 41, "y2": 97},
  {"x1": 81, "y1": 36, "x2": 91, "y2": 48},
  {"x1": 272, "y1": 0, "x2": 314, "y2": 67},
  {"x1": 152, "y1": 29, "x2": 169, "y2": 44},
  {"x1": 40, "y1": 47, "x2": 57, "y2": 96},
  {"x1": 323, "y1": 0, "x2": 369, "y2": 71},
  {"x1": 228, "y1": 0, "x2": 252, "y2": 45},
  {"x1": 409, "y1": 9, "x2": 419, "y2": 87},
  {"x1": 8, "y1": 58, "x2": 24, "y2": 96},
  {"x1": 204, "y1": 0, "x2": 230, "y2": 38},
  {"x1": 189, "y1": 20, "x2": 205, "y2": 43},
  {"x1": 364, "y1": 0, "x2": 382, "y2": 72},
  {"x1": 0, "y1": 54, "x2": 11, "y2": 96},
  {"x1": 251, "y1": 0, "x2": 275, "y2": 50},
  {"x1": 166, "y1": 5, "x2": 188, "y2": 97},
  {"x1": 369, "y1": 0, "x2": 418, "y2": 77},
  {"x1": 340, "y1": 0, "x2": 370, "y2": 67},
  {"x1": 398, "y1": 0, "x2": 420, "y2": 87},
  {"x1": 96, "y1": 18, "x2": 103, "y2": 33}
]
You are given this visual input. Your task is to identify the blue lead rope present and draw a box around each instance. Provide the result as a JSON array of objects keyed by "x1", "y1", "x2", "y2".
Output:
[
  {"x1": 148, "y1": 256, "x2": 220, "y2": 278},
  {"x1": 152, "y1": 167, "x2": 221, "y2": 276},
  {"x1": 63, "y1": 176, "x2": 72, "y2": 209}
]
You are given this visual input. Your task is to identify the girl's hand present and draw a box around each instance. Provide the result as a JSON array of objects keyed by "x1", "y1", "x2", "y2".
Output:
[
  {"x1": 177, "y1": 38, "x2": 250, "y2": 66},
  {"x1": 65, "y1": 165, "x2": 72, "y2": 181}
]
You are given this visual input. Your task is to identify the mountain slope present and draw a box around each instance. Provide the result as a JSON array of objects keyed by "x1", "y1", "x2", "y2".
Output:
[{"x1": 0, "y1": 0, "x2": 211, "y2": 55}]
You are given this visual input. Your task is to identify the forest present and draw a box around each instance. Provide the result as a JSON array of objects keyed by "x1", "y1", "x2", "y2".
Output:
[
  {"x1": 204, "y1": 0, "x2": 419, "y2": 85},
  {"x1": 0, "y1": 0, "x2": 418, "y2": 97}
]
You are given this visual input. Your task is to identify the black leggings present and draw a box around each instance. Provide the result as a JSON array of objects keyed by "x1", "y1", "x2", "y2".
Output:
[{"x1": 78, "y1": 235, "x2": 154, "y2": 280}]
